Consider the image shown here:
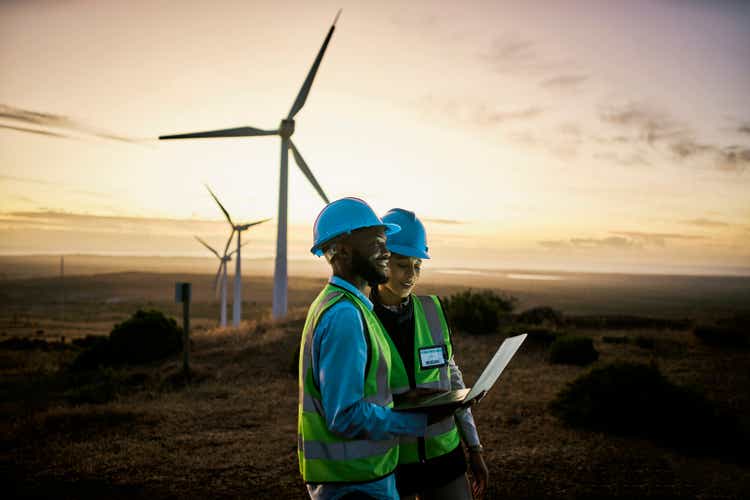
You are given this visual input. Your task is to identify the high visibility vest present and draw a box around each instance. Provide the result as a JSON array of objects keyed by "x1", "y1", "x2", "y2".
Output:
[
  {"x1": 387, "y1": 295, "x2": 462, "y2": 464},
  {"x1": 298, "y1": 284, "x2": 399, "y2": 483}
]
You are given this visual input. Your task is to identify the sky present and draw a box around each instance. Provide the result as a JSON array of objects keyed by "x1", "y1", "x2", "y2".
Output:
[{"x1": 1, "y1": 0, "x2": 749, "y2": 275}]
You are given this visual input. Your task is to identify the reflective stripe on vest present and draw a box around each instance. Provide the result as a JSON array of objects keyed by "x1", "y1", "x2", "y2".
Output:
[{"x1": 298, "y1": 284, "x2": 399, "y2": 482}]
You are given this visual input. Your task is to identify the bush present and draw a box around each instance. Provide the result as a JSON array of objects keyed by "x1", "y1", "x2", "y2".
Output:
[
  {"x1": 441, "y1": 289, "x2": 517, "y2": 335},
  {"x1": 70, "y1": 336, "x2": 114, "y2": 371},
  {"x1": 517, "y1": 306, "x2": 564, "y2": 327},
  {"x1": 522, "y1": 327, "x2": 559, "y2": 347},
  {"x1": 71, "y1": 309, "x2": 182, "y2": 370},
  {"x1": 550, "y1": 362, "x2": 747, "y2": 459},
  {"x1": 549, "y1": 336, "x2": 598, "y2": 366},
  {"x1": 693, "y1": 324, "x2": 749, "y2": 348},
  {"x1": 109, "y1": 309, "x2": 183, "y2": 364}
]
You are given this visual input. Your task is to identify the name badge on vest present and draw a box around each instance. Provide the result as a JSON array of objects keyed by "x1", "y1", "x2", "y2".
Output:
[{"x1": 418, "y1": 345, "x2": 448, "y2": 369}]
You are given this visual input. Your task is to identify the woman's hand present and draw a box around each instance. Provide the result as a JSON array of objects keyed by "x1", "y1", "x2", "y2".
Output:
[{"x1": 468, "y1": 449, "x2": 488, "y2": 499}]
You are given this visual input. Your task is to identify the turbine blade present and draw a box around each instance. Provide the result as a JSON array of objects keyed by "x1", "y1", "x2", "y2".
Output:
[
  {"x1": 195, "y1": 235, "x2": 221, "y2": 259},
  {"x1": 289, "y1": 140, "x2": 330, "y2": 203},
  {"x1": 228, "y1": 240, "x2": 251, "y2": 257},
  {"x1": 159, "y1": 126, "x2": 277, "y2": 140},
  {"x1": 214, "y1": 260, "x2": 224, "y2": 293},
  {"x1": 238, "y1": 217, "x2": 272, "y2": 231},
  {"x1": 205, "y1": 184, "x2": 235, "y2": 227},
  {"x1": 287, "y1": 10, "x2": 341, "y2": 119},
  {"x1": 222, "y1": 228, "x2": 236, "y2": 258}
]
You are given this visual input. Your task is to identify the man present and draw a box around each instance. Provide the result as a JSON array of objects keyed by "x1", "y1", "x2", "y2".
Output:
[{"x1": 298, "y1": 197, "x2": 452, "y2": 499}]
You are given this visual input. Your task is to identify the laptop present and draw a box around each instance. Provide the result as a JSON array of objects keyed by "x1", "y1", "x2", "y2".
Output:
[{"x1": 393, "y1": 333, "x2": 527, "y2": 411}]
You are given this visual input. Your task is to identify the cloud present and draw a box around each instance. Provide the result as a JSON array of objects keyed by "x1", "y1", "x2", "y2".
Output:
[
  {"x1": 539, "y1": 74, "x2": 588, "y2": 90},
  {"x1": 538, "y1": 240, "x2": 568, "y2": 248},
  {"x1": 475, "y1": 106, "x2": 544, "y2": 125},
  {"x1": 539, "y1": 230, "x2": 706, "y2": 251},
  {"x1": 0, "y1": 104, "x2": 146, "y2": 144},
  {"x1": 716, "y1": 146, "x2": 750, "y2": 172},
  {"x1": 599, "y1": 103, "x2": 750, "y2": 173},
  {"x1": 593, "y1": 151, "x2": 650, "y2": 167},
  {"x1": 481, "y1": 37, "x2": 539, "y2": 74},
  {"x1": 423, "y1": 218, "x2": 466, "y2": 225},
  {"x1": 612, "y1": 231, "x2": 705, "y2": 247},
  {"x1": 599, "y1": 103, "x2": 687, "y2": 146},
  {"x1": 0, "y1": 174, "x2": 111, "y2": 198},
  {"x1": 570, "y1": 236, "x2": 638, "y2": 249},
  {"x1": 413, "y1": 96, "x2": 545, "y2": 129},
  {"x1": 683, "y1": 218, "x2": 730, "y2": 228}
]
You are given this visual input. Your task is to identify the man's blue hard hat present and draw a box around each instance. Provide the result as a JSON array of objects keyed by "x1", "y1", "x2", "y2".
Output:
[
  {"x1": 310, "y1": 197, "x2": 401, "y2": 256},
  {"x1": 381, "y1": 208, "x2": 430, "y2": 259}
]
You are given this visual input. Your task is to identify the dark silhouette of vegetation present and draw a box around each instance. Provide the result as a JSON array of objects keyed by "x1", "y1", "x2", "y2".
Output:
[
  {"x1": 634, "y1": 335, "x2": 655, "y2": 349},
  {"x1": 602, "y1": 335, "x2": 629, "y2": 344},
  {"x1": 549, "y1": 336, "x2": 599, "y2": 366},
  {"x1": 71, "y1": 309, "x2": 182, "y2": 370},
  {"x1": 693, "y1": 324, "x2": 749, "y2": 348},
  {"x1": 517, "y1": 306, "x2": 564, "y2": 327},
  {"x1": 0, "y1": 337, "x2": 71, "y2": 351},
  {"x1": 550, "y1": 362, "x2": 748, "y2": 460},
  {"x1": 522, "y1": 327, "x2": 559, "y2": 348},
  {"x1": 566, "y1": 315, "x2": 691, "y2": 330},
  {"x1": 441, "y1": 289, "x2": 517, "y2": 335}
]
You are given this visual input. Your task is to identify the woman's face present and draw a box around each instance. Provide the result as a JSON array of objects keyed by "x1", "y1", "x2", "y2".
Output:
[{"x1": 383, "y1": 253, "x2": 422, "y2": 299}]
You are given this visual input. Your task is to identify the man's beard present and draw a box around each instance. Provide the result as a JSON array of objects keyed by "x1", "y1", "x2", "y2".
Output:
[{"x1": 351, "y1": 249, "x2": 389, "y2": 286}]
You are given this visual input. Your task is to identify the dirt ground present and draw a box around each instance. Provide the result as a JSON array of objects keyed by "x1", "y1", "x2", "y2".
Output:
[{"x1": 2, "y1": 266, "x2": 750, "y2": 499}]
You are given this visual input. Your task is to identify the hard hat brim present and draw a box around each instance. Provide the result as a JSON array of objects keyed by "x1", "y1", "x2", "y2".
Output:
[
  {"x1": 386, "y1": 243, "x2": 431, "y2": 260},
  {"x1": 311, "y1": 222, "x2": 401, "y2": 257}
]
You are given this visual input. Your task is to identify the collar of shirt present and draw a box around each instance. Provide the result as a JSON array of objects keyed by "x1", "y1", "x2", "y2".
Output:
[{"x1": 329, "y1": 275, "x2": 373, "y2": 311}]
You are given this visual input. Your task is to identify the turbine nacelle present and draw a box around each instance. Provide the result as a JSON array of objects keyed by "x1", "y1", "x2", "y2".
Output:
[{"x1": 279, "y1": 119, "x2": 295, "y2": 138}]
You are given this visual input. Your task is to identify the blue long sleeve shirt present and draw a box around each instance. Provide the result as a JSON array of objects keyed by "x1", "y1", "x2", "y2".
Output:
[{"x1": 306, "y1": 275, "x2": 428, "y2": 500}]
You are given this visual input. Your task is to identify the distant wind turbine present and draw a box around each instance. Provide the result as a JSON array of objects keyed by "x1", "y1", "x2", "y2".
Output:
[
  {"x1": 205, "y1": 185, "x2": 270, "y2": 327},
  {"x1": 194, "y1": 235, "x2": 246, "y2": 328},
  {"x1": 160, "y1": 10, "x2": 341, "y2": 318}
]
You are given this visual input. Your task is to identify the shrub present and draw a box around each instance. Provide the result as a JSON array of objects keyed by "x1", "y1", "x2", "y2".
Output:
[
  {"x1": 522, "y1": 327, "x2": 559, "y2": 347},
  {"x1": 109, "y1": 309, "x2": 183, "y2": 364},
  {"x1": 549, "y1": 336, "x2": 598, "y2": 366},
  {"x1": 441, "y1": 289, "x2": 517, "y2": 335},
  {"x1": 550, "y1": 362, "x2": 746, "y2": 459},
  {"x1": 71, "y1": 309, "x2": 182, "y2": 370},
  {"x1": 693, "y1": 324, "x2": 749, "y2": 348},
  {"x1": 517, "y1": 306, "x2": 564, "y2": 327}
]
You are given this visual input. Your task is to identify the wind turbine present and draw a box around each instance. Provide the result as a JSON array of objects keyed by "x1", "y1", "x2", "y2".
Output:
[
  {"x1": 205, "y1": 185, "x2": 270, "y2": 327},
  {"x1": 194, "y1": 234, "x2": 245, "y2": 328},
  {"x1": 159, "y1": 11, "x2": 340, "y2": 318}
]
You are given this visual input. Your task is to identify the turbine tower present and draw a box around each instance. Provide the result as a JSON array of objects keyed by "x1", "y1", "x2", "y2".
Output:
[
  {"x1": 159, "y1": 11, "x2": 339, "y2": 318},
  {"x1": 194, "y1": 234, "x2": 244, "y2": 328},
  {"x1": 206, "y1": 185, "x2": 270, "y2": 327}
]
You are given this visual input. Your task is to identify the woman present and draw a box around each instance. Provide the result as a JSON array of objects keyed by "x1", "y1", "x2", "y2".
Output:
[{"x1": 371, "y1": 208, "x2": 489, "y2": 500}]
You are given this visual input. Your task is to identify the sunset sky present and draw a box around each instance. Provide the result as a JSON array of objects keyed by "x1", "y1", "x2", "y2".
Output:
[{"x1": 1, "y1": 0, "x2": 749, "y2": 275}]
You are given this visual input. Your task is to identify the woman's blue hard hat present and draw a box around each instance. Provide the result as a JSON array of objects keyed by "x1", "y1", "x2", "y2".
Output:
[
  {"x1": 381, "y1": 208, "x2": 430, "y2": 259},
  {"x1": 310, "y1": 197, "x2": 401, "y2": 256}
]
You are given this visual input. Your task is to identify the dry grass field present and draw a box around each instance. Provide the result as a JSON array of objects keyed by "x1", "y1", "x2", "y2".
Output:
[{"x1": 2, "y1": 256, "x2": 749, "y2": 499}]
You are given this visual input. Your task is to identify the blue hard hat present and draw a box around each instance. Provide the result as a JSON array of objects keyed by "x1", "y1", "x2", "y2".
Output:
[
  {"x1": 311, "y1": 197, "x2": 401, "y2": 256},
  {"x1": 381, "y1": 208, "x2": 430, "y2": 259}
]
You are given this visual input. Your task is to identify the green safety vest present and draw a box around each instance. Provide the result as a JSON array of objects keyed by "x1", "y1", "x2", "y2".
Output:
[
  {"x1": 387, "y1": 295, "x2": 462, "y2": 464},
  {"x1": 298, "y1": 284, "x2": 399, "y2": 483}
]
